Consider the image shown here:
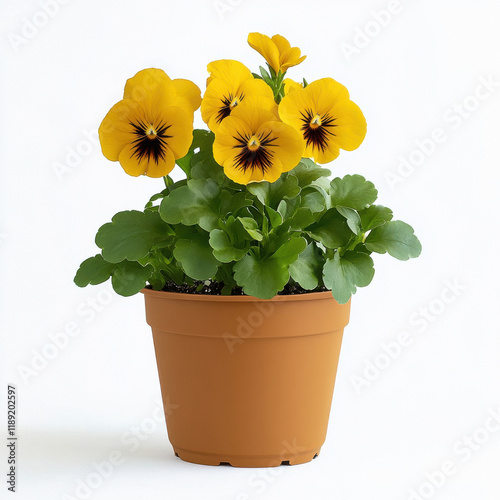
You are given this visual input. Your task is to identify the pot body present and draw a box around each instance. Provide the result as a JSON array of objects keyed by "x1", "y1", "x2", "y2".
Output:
[{"x1": 142, "y1": 289, "x2": 350, "y2": 467}]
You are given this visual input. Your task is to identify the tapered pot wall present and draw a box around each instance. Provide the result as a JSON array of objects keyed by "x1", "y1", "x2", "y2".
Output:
[{"x1": 142, "y1": 289, "x2": 351, "y2": 468}]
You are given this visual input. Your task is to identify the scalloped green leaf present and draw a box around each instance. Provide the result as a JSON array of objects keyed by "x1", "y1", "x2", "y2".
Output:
[
  {"x1": 336, "y1": 206, "x2": 362, "y2": 235},
  {"x1": 173, "y1": 234, "x2": 220, "y2": 280},
  {"x1": 233, "y1": 237, "x2": 307, "y2": 298},
  {"x1": 290, "y1": 159, "x2": 331, "y2": 187},
  {"x1": 330, "y1": 174, "x2": 378, "y2": 211},
  {"x1": 306, "y1": 208, "x2": 352, "y2": 248},
  {"x1": 233, "y1": 253, "x2": 289, "y2": 299},
  {"x1": 323, "y1": 251, "x2": 375, "y2": 304},
  {"x1": 95, "y1": 210, "x2": 173, "y2": 264},
  {"x1": 247, "y1": 174, "x2": 300, "y2": 208},
  {"x1": 111, "y1": 261, "x2": 154, "y2": 297},
  {"x1": 209, "y1": 229, "x2": 247, "y2": 263},
  {"x1": 365, "y1": 221, "x2": 422, "y2": 260},
  {"x1": 289, "y1": 243, "x2": 324, "y2": 290},
  {"x1": 237, "y1": 217, "x2": 263, "y2": 241},
  {"x1": 74, "y1": 254, "x2": 116, "y2": 287},
  {"x1": 160, "y1": 178, "x2": 220, "y2": 232},
  {"x1": 359, "y1": 205, "x2": 393, "y2": 231}
]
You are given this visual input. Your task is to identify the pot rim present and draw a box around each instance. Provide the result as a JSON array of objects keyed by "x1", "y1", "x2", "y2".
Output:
[{"x1": 141, "y1": 287, "x2": 342, "y2": 303}]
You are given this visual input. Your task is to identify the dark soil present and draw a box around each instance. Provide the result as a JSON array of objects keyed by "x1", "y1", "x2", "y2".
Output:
[{"x1": 156, "y1": 280, "x2": 328, "y2": 296}]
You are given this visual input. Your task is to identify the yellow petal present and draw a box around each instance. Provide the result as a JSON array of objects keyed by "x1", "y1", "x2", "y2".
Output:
[
  {"x1": 279, "y1": 85, "x2": 314, "y2": 131},
  {"x1": 283, "y1": 78, "x2": 303, "y2": 95},
  {"x1": 172, "y1": 79, "x2": 201, "y2": 112},
  {"x1": 280, "y1": 47, "x2": 306, "y2": 72},
  {"x1": 118, "y1": 142, "x2": 175, "y2": 178},
  {"x1": 206, "y1": 59, "x2": 252, "y2": 87},
  {"x1": 271, "y1": 34, "x2": 291, "y2": 54},
  {"x1": 229, "y1": 105, "x2": 278, "y2": 134},
  {"x1": 305, "y1": 78, "x2": 350, "y2": 115},
  {"x1": 248, "y1": 33, "x2": 280, "y2": 74},
  {"x1": 123, "y1": 68, "x2": 171, "y2": 101},
  {"x1": 159, "y1": 106, "x2": 194, "y2": 159},
  {"x1": 305, "y1": 142, "x2": 340, "y2": 164},
  {"x1": 98, "y1": 99, "x2": 144, "y2": 161},
  {"x1": 201, "y1": 76, "x2": 276, "y2": 132},
  {"x1": 256, "y1": 120, "x2": 304, "y2": 172},
  {"x1": 328, "y1": 100, "x2": 367, "y2": 151},
  {"x1": 201, "y1": 78, "x2": 238, "y2": 132}
]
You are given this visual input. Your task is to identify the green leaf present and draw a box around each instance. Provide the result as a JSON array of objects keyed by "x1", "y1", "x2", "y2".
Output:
[
  {"x1": 290, "y1": 159, "x2": 331, "y2": 188},
  {"x1": 272, "y1": 236, "x2": 307, "y2": 265},
  {"x1": 290, "y1": 207, "x2": 316, "y2": 230},
  {"x1": 259, "y1": 65, "x2": 271, "y2": 81},
  {"x1": 289, "y1": 243, "x2": 324, "y2": 290},
  {"x1": 266, "y1": 206, "x2": 283, "y2": 228},
  {"x1": 74, "y1": 254, "x2": 116, "y2": 287},
  {"x1": 359, "y1": 205, "x2": 393, "y2": 231},
  {"x1": 191, "y1": 160, "x2": 225, "y2": 184},
  {"x1": 237, "y1": 217, "x2": 263, "y2": 241},
  {"x1": 145, "y1": 189, "x2": 169, "y2": 209},
  {"x1": 209, "y1": 229, "x2": 247, "y2": 263},
  {"x1": 365, "y1": 221, "x2": 422, "y2": 260},
  {"x1": 220, "y1": 190, "x2": 252, "y2": 217},
  {"x1": 233, "y1": 253, "x2": 289, "y2": 299},
  {"x1": 323, "y1": 251, "x2": 375, "y2": 304},
  {"x1": 233, "y1": 237, "x2": 307, "y2": 299},
  {"x1": 173, "y1": 233, "x2": 220, "y2": 280},
  {"x1": 176, "y1": 129, "x2": 215, "y2": 177},
  {"x1": 247, "y1": 175, "x2": 300, "y2": 208},
  {"x1": 95, "y1": 210, "x2": 173, "y2": 264},
  {"x1": 330, "y1": 174, "x2": 378, "y2": 211},
  {"x1": 336, "y1": 206, "x2": 362, "y2": 235},
  {"x1": 306, "y1": 208, "x2": 352, "y2": 248},
  {"x1": 300, "y1": 186, "x2": 328, "y2": 213},
  {"x1": 111, "y1": 261, "x2": 153, "y2": 297},
  {"x1": 160, "y1": 178, "x2": 220, "y2": 232}
]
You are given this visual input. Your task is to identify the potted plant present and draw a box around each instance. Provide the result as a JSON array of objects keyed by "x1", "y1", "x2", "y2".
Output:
[{"x1": 74, "y1": 32, "x2": 421, "y2": 467}]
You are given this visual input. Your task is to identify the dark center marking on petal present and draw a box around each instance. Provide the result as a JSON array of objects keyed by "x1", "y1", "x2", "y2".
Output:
[
  {"x1": 216, "y1": 93, "x2": 245, "y2": 124},
  {"x1": 232, "y1": 130, "x2": 278, "y2": 173},
  {"x1": 300, "y1": 108, "x2": 336, "y2": 152},
  {"x1": 130, "y1": 119, "x2": 172, "y2": 164}
]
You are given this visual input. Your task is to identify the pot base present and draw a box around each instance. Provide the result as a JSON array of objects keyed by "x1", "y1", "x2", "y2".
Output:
[{"x1": 173, "y1": 447, "x2": 321, "y2": 468}]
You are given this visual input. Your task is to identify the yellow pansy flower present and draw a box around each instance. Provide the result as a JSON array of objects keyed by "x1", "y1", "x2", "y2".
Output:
[
  {"x1": 98, "y1": 69, "x2": 200, "y2": 178},
  {"x1": 201, "y1": 60, "x2": 276, "y2": 132},
  {"x1": 248, "y1": 33, "x2": 306, "y2": 75},
  {"x1": 213, "y1": 106, "x2": 304, "y2": 185},
  {"x1": 279, "y1": 77, "x2": 366, "y2": 164}
]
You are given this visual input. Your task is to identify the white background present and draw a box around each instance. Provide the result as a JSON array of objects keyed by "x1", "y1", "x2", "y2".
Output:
[{"x1": 1, "y1": 0, "x2": 500, "y2": 499}]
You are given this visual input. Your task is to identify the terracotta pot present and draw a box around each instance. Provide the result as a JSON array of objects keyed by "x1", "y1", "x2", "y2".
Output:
[{"x1": 142, "y1": 288, "x2": 351, "y2": 467}]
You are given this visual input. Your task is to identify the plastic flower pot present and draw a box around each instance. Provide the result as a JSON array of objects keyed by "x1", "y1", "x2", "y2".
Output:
[{"x1": 142, "y1": 288, "x2": 351, "y2": 468}]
